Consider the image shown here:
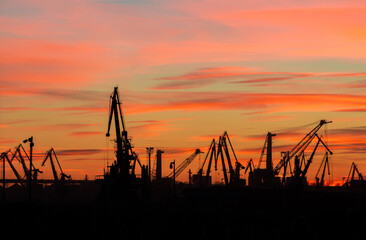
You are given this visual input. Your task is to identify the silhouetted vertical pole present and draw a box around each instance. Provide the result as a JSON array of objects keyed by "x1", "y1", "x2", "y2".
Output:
[
  {"x1": 173, "y1": 159, "x2": 175, "y2": 202},
  {"x1": 23, "y1": 136, "x2": 33, "y2": 204},
  {"x1": 188, "y1": 169, "x2": 192, "y2": 188},
  {"x1": 170, "y1": 160, "x2": 176, "y2": 202},
  {"x1": 29, "y1": 138, "x2": 33, "y2": 203},
  {"x1": 2, "y1": 153, "x2": 5, "y2": 202},
  {"x1": 146, "y1": 147, "x2": 154, "y2": 183}
]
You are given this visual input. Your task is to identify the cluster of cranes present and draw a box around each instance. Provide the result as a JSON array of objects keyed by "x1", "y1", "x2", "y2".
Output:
[
  {"x1": 104, "y1": 87, "x2": 365, "y2": 190},
  {"x1": 1, "y1": 85, "x2": 365, "y2": 206},
  {"x1": 1, "y1": 139, "x2": 71, "y2": 189},
  {"x1": 189, "y1": 120, "x2": 334, "y2": 188},
  {"x1": 3, "y1": 86, "x2": 364, "y2": 193}
]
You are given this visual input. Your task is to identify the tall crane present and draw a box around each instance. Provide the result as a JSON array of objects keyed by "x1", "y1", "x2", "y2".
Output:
[
  {"x1": 216, "y1": 131, "x2": 244, "y2": 185},
  {"x1": 196, "y1": 139, "x2": 217, "y2": 179},
  {"x1": 273, "y1": 119, "x2": 331, "y2": 184},
  {"x1": 105, "y1": 87, "x2": 137, "y2": 184},
  {"x1": 41, "y1": 148, "x2": 71, "y2": 184},
  {"x1": 192, "y1": 139, "x2": 217, "y2": 186}
]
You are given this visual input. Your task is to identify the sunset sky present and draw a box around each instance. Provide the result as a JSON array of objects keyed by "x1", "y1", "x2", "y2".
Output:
[{"x1": 1, "y1": 0, "x2": 366, "y2": 184}]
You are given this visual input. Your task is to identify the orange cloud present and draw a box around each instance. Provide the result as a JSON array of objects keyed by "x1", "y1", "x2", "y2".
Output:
[
  {"x1": 125, "y1": 92, "x2": 366, "y2": 115},
  {"x1": 0, "y1": 37, "x2": 110, "y2": 88},
  {"x1": 128, "y1": 120, "x2": 173, "y2": 138},
  {"x1": 2, "y1": 90, "x2": 366, "y2": 117},
  {"x1": 188, "y1": 7, "x2": 366, "y2": 59},
  {"x1": 69, "y1": 131, "x2": 104, "y2": 137}
]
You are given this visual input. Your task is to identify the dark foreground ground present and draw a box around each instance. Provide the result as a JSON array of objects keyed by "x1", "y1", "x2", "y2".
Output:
[{"x1": 1, "y1": 184, "x2": 365, "y2": 240}]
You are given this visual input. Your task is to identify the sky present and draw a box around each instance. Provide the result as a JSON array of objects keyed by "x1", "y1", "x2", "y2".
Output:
[{"x1": 1, "y1": 0, "x2": 366, "y2": 184}]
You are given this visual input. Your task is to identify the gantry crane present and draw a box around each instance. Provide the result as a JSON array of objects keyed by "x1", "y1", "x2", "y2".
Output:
[
  {"x1": 273, "y1": 119, "x2": 331, "y2": 184},
  {"x1": 42, "y1": 148, "x2": 71, "y2": 184}
]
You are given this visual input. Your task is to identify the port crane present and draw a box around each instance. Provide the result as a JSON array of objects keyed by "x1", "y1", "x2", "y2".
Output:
[
  {"x1": 167, "y1": 149, "x2": 203, "y2": 179},
  {"x1": 244, "y1": 159, "x2": 255, "y2": 174},
  {"x1": 41, "y1": 148, "x2": 71, "y2": 184},
  {"x1": 216, "y1": 131, "x2": 244, "y2": 185},
  {"x1": 315, "y1": 152, "x2": 330, "y2": 187},
  {"x1": 195, "y1": 139, "x2": 217, "y2": 185},
  {"x1": 105, "y1": 87, "x2": 141, "y2": 184},
  {"x1": 9, "y1": 144, "x2": 41, "y2": 183},
  {"x1": 297, "y1": 134, "x2": 332, "y2": 182},
  {"x1": 345, "y1": 162, "x2": 364, "y2": 186},
  {"x1": 257, "y1": 132, "x2": 276, "y2": 171},
  {"x1": 1, "y1": 149, "x2": 26, "y2": 187},
  {"x1": 273, "y1": 119, "x2": 331, "y2": 184}
]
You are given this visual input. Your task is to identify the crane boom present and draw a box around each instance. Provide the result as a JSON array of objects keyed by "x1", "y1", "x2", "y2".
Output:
[
  {"x1": 300, "y1": 134, "x2": 332, "y2": 179},
  {"x1": 168, "y1": 149, "x2": 203, "y2": 179},
  {"x1": 42, "y1": 149, "x2": 59, "y2": 182},
  {"x1": 273, "y1": 120, "x2": 331, "y2": 175},
  {"x1": 244, "y1": 159, "x2": 254, "y2": 174},
  {"x1": 1, "y1": 150, "x2": 25, "y2": 186},
  {"x1": 196, "y1": 139, "x2": 216, "y2": 178}
]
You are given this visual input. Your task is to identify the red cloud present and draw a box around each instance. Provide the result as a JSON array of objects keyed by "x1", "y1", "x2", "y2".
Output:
[{"x1": 128, "y1": 120, "x2": 173, "y2": 138}]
